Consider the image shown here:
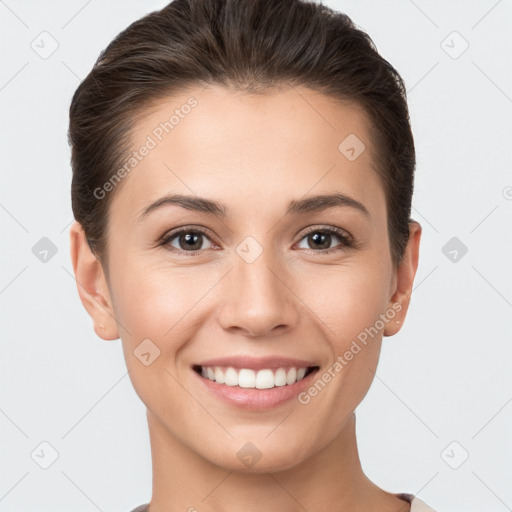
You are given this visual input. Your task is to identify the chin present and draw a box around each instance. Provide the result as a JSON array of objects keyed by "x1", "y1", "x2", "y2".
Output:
[{"x1": 203, "y1": 439, "x2": 309, "y2": 474}]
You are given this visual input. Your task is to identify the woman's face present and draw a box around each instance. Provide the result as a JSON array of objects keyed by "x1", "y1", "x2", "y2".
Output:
[{"x1": 82, "y1": 85, "x2": 419, "y2": 472}]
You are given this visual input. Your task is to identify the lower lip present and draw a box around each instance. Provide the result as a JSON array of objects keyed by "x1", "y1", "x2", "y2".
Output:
[{"x1": 193, "y1": 367, "x2": 319, "y2": 410}]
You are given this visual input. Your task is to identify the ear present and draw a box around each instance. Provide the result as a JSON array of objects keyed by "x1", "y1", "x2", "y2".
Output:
[
  {"x1": 69, "y1": 221, "x2": 119, "y2": 340},
  {"x1": 384, "y1": 221, "x2": 422, "y2": 337}
]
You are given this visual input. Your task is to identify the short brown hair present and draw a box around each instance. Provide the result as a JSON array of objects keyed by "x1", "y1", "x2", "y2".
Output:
[{"x1": 69, "y1": 0, "x2": 416, "y2": 268}]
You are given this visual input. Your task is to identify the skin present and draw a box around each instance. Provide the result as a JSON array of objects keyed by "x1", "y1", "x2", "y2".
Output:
[{"x1": 70, "y1": 84, "x2": 421, "y2": 512}]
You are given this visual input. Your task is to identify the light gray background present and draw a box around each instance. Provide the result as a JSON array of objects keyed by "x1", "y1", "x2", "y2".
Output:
[{"x1": 1, "y1": 1, "x2": 511, "y2": 511}]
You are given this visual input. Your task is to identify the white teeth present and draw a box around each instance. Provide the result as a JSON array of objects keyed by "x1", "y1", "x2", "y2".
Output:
[
  {"x1": 224, "y1": 367, "x2": 238, "y2": 386},
  {"x1": 286, "y1": 367, "x2": 297, "y2": 385},
  {"x1": 274, "y1": 368, "x2": 287, "y2": 387},
  {"x1": 238, "y1": 369, "x2": 256, "y2": 388},
  {"x1": 214, "y1": 366, "x2": 225, "y2": 384},
  {"x1": 256, "y1": 369, "x2": 275, "y2": 389},
  {"x1": 198, "y1": 365, "x2": 312, "y2": 389}
]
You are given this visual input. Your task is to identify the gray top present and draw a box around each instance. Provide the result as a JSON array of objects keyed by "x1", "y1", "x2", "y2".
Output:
[
  {"x1": 131, "y1": 503, "x2": 149, "y2": 512},
  {"x1": 128, "y1": 492, "x2": 436, "y2": 512},
  {"x1": 129, "y1": 506, "x2": 149, "y2": 512}
]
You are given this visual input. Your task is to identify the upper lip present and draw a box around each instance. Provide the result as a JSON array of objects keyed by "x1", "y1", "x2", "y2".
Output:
[{"x1": 194, "y1": 356, "x2": 319, "y2": 371}]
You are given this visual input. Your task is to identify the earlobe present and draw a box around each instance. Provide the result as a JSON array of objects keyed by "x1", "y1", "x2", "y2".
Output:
[
  {"x1": 383, "y1": 221, "x2": 422, "y2": 337},
  {"x1": 69, "y1": 221, "x2": 119, "y2": 340}
]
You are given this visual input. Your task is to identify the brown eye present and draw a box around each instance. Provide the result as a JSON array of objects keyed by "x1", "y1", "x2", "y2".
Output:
[
  {"x1": 296, "y1": 227, "x2": 353, "y2": 254},
  {"x1": 161, "y1": 229, "x2": 214, "y2": 253},
  {"x1": 306, "y1": 232, "x2": 333, "y2": 250}
]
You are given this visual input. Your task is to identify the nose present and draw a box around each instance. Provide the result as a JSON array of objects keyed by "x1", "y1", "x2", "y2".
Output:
[{"x1": 216, "y1": 244, "x2": 300, "y2": 338}]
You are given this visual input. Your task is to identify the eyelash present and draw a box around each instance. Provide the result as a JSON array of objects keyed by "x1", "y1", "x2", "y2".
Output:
[{"x1": 158, "y1": 225, "x2": 355, "y2": 257}]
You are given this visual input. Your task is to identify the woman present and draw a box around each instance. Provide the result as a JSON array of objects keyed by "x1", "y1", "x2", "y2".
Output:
[{"x1": 68, "y1": 0, "x2": 435, "y2": 510}]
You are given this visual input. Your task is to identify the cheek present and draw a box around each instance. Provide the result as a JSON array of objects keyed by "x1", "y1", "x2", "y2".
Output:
[
  {"x1": 110, "y1": 263, "x2": 198, "y2": 412},
  {"x1": 298, "y1": 258, "x2": 392, "y2": 349},
  {"x1": 109, "y1": 256, "x2": 210, "y2": 343},
  {"x1": 298, "y1": 258, "x2": 391, "y2": 402},
  {"x1": 108, "y1": 258, "x2": 223, "y2": 393}
]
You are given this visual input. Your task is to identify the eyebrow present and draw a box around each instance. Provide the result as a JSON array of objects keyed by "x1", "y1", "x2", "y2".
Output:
[{"x1": 137, "y1": 192, "x2": 370, "y2": 220}]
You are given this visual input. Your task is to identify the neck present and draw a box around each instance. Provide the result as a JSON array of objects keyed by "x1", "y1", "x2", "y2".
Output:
[{"x1": 146, "y1": 411, "x2": 408, "y2": 512}]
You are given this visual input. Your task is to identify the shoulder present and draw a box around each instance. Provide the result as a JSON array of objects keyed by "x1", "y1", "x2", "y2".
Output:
[
  {"x1": 129, "y1": 505, "x2": 149, "y2": 512},
  {"x1": 410, "y1": 496, "x2": 439, "y2": 512},
  {"x1": 396, "y1": 493, "x2": 439, "y2": 512},
  {"x1": 131, "y1": 497, "x2": 440, "y2": 512}
]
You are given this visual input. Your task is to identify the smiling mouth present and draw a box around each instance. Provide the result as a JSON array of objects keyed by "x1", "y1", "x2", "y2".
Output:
[{"x1": 192, "y1": 364, "x2": 319, "y2": 389}]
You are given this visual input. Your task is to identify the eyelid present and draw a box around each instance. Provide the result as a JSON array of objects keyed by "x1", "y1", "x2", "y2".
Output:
[
  {"x1": 159, "y1": 224, "x2": 218, "y2": 244},
  {"x1": 159, "y1": 224, "x2": 356, "y2": 255},
  {"x1": 298, "y1": 224, "x2": 353, "y2": 241},
  {"x1": 158, "y1": 225, "x2": 219, "y2": 257},
  {"x1": 294, "y1": 225, "x2": 355, "y2": 254}
]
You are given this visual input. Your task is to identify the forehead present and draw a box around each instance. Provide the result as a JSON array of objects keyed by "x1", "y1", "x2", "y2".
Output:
[{"x1": 109, "y1": 84, "x2": 385, "y2": 222}]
